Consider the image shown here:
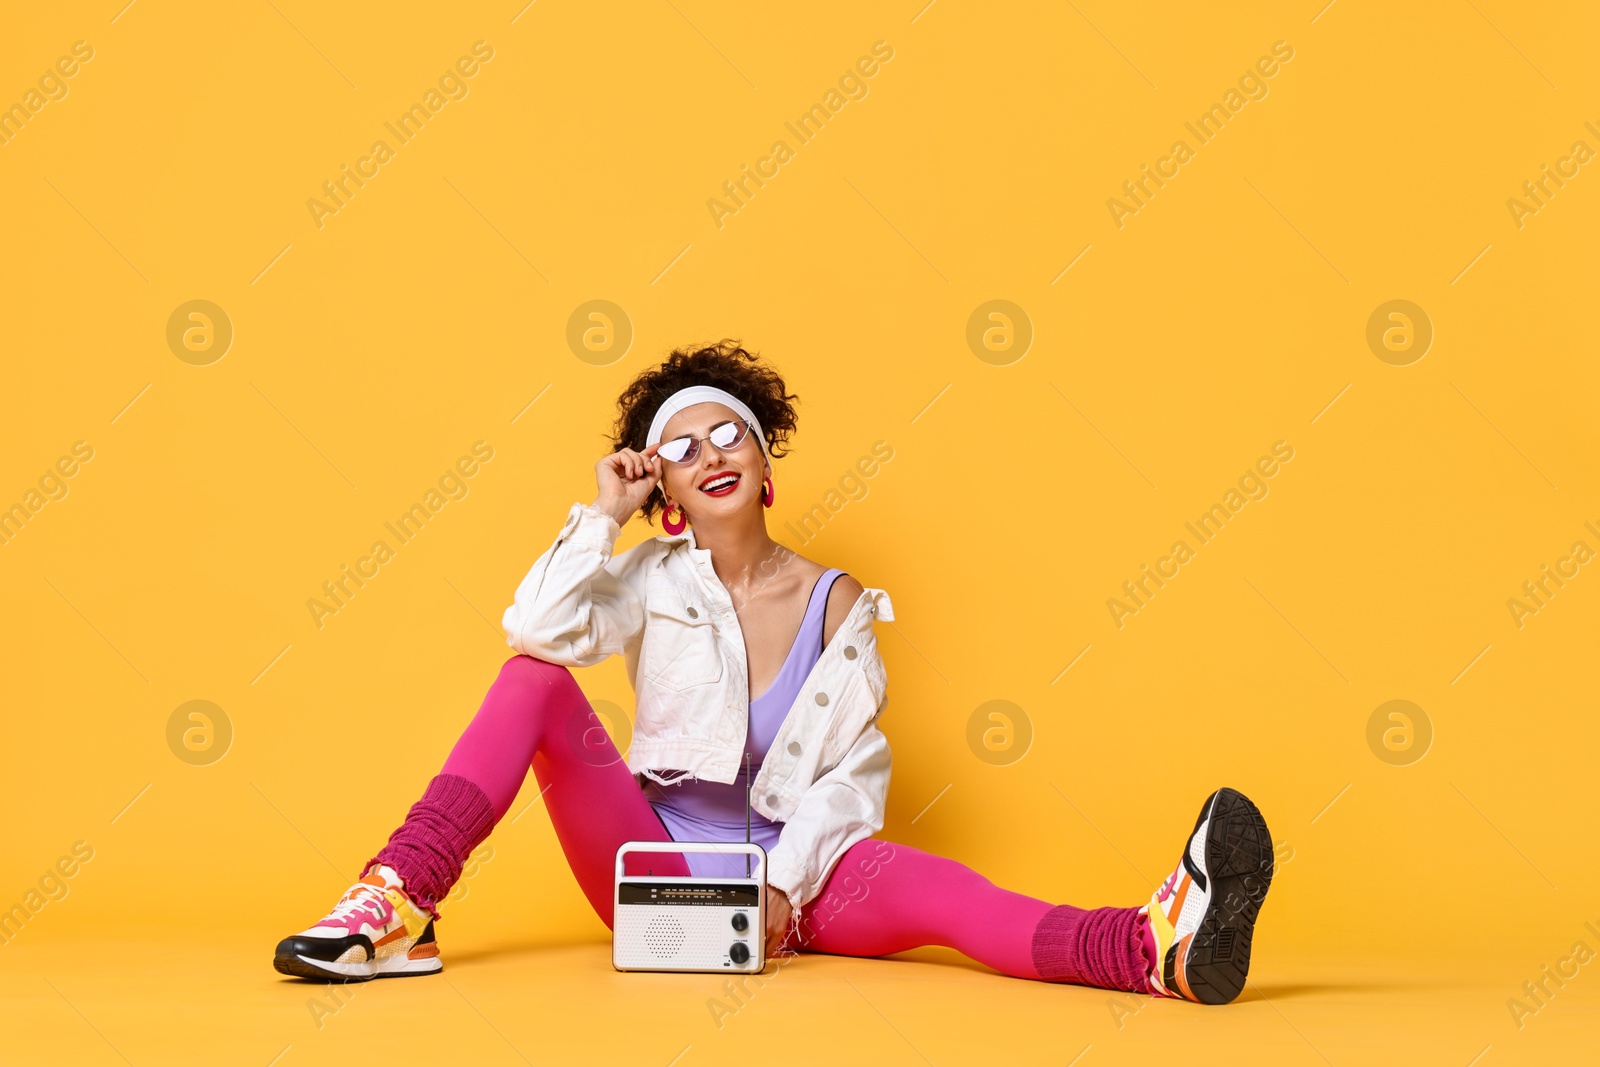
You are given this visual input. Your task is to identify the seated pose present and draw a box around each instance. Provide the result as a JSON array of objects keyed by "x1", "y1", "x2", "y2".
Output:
[{"x1": 273, "y1": 340, "x2": 1274, "y2": 1004}]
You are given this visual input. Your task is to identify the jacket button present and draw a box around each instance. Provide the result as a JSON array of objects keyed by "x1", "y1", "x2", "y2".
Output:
[
  {"x1": 787, "y1": 740, "x2": 801, "y2": 755},
  {"x1": 766, "y1": 793, "x2": 779, "y2": 807},
  {"x1": 686, "y1": 606, "x2": 698, "y2": 618},
  {"x1": 843, "y1": 645, "x2": 857, "y2": 659},
  {"x1": 815, "y1": 692, "x2": 829, "y2": 706}
]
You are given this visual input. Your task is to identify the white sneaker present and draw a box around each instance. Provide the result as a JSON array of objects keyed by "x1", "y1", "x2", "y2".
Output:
[
  {"x1": 272, "y1": 865, "x2": 442, "y2": 981},
  {"x1": 1142, "y1": 788, "x2": 1273, "y2": 1004}
]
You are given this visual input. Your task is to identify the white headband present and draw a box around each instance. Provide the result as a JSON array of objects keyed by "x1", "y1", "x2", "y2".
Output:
[{"x1": 645, "y1": 385, "x2": 770, "y2": 463}]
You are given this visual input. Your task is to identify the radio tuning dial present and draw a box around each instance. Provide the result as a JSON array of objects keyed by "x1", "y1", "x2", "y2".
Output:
[{"x1": 731, "y1": 911, "x2": 748, "y2": 932}]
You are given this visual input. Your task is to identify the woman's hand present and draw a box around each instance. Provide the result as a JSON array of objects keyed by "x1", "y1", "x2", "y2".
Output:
[
  {"x1": 594, "y1": 443, "x2": 663, "y2": 527},
  {"x1": 764, "y1": 884, "x2": 793, "y2": 947}
]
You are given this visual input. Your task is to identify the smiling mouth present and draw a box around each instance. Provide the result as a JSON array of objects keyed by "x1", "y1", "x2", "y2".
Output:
[{"x1": 699, "y1": 472, "x2": 740, "y2": 495}]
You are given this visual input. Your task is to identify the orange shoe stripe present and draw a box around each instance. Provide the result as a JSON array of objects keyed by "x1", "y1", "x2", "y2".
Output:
[
  {"x1": 1173, "y1": 933, "x2": 1197, "y2": 1001},
  {"x1": 1165, "y1": 874, "x2": 1193, "y2": 926},
  {"x1": 373, "y1": 927, "x2": 408, "y2": 947},
  {"x1": 408, "y1": 942, "x2": 440, "y2": 959}
]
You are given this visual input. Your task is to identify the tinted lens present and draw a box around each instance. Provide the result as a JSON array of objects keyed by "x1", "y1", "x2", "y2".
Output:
[
  {"x1": 657, "y1": 436, "x2": 696, "y2": 463},
  {"x1": 711, "y1": 420, "x2": 750, "y2": 449}
]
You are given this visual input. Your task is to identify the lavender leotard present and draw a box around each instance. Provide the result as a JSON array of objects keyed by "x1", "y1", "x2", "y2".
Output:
[{"x1": 643, "y1": 568, "x2": 846, "y2": 879}]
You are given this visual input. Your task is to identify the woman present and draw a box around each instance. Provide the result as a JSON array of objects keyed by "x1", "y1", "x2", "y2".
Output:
[{"x1": 272, "y1": 341, "x2": 1274, "y2": 1004}]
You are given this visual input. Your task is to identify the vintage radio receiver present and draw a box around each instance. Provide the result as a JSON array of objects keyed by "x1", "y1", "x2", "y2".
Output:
[{"x1": 613, "y1": 840, "x2": 767, "y2": 974}]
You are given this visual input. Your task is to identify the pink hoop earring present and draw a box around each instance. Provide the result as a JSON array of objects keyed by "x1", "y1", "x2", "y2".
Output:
[
  {"x1": 761, "y1": 476, "x2": 774, "y2": 508},
  {"x1": 662, "y1": 502, "x2": 687, "y2": 535}
]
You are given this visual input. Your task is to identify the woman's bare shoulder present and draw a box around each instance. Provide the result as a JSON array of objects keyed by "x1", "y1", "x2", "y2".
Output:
[{"x1": 821, "y1": 571, "x2": 866, "y2": 647}]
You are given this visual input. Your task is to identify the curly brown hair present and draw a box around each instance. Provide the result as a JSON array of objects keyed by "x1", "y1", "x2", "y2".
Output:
[{"x1": 609, "y1": 340, "x2": 799, "y2": 525}]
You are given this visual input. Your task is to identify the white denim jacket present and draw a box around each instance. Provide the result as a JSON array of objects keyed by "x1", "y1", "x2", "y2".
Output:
[{"x1": 500, "y1": 501, "x2": 894, "y2": 937}]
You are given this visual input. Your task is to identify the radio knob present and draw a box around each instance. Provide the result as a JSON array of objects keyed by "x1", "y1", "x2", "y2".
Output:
[
  {"x1": 730, "y1": 942, "x2": 750, "y2": 964},
  {"x1": 731, "y1": 911, "x2": 748, "y2": 932}
]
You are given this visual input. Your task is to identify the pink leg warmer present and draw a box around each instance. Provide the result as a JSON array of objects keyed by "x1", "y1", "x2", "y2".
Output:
[
  {"x1": 1030, "y1": 904, "x2": 1152, "y2": 992},
  {"x1": 364, "y1": 773, "x2": 494, "y2": 918}
]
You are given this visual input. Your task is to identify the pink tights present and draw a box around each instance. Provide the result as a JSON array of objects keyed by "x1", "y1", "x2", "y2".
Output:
[{"x1": 365, "y1": 655, "x2": 1152, "y2": 991}]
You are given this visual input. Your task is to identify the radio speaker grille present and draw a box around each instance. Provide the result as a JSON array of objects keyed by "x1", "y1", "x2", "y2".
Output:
[{"x1": 644, "y1": 914, "x2": 686, "y2": 958}]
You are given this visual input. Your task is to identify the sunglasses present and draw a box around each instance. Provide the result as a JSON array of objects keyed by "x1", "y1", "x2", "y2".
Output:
[{"x1": 654, "y1": 419, "x2": 755, "y2": 464}]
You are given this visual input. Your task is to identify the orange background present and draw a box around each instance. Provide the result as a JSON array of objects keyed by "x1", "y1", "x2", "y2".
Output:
[{"x1": 1, "y1": 2, "x2": 1596, "y2": 1064}]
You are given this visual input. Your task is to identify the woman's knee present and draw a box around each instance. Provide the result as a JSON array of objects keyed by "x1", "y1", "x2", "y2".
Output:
[
  {"x1": 498, "y1": 653, "x2": 573, "y2": 685},
  {"x1": 494, "y1": 654, "x2": 584, "y2": 706}
]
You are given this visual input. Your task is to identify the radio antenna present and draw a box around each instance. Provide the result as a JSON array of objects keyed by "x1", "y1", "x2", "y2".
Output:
[{"x1": 743, "y1": 750, "x2": 752, "y2": 878}]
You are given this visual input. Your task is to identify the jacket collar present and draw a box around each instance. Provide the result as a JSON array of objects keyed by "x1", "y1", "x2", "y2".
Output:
[{"x1": 657, "y1": 521, "x2": 706, "y2": 556}]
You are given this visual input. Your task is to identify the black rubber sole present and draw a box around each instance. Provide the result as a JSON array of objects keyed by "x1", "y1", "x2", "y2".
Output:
[
  {"x1": 273, "y1": 953, "x2": 370, "y2": 982},
  {"x1": 272, "y1": 951, "x2": 442, "y2": 982},
  {"x1": 1166, "y1": 787, "x2": 1274, "y2": 1005}
]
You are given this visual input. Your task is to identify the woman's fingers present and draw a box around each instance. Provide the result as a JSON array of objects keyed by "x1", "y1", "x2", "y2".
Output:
[{"x1": 605, "y1": 445, "x2": 661, "y2": 486}]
